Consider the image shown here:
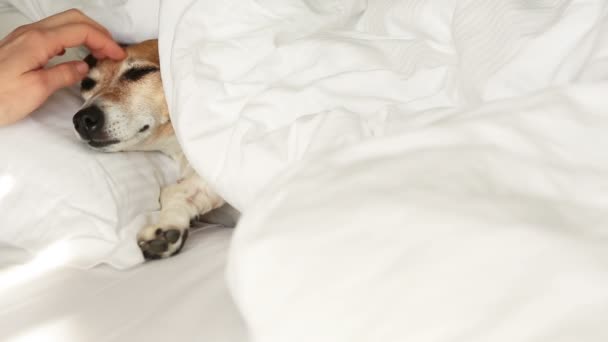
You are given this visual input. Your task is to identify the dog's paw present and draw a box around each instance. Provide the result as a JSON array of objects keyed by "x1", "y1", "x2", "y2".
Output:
[{"x1": 137, "y1": 226, "x2": 189, "y2": 260}]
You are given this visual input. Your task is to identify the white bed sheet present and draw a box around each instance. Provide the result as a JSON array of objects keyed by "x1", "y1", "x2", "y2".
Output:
[{"x1": 0, "y1": 227, "x2": 247, "y2": 342}]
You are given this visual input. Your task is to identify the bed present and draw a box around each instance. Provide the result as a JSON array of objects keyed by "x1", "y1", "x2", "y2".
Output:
[{"x1": 1, "y1": 1, "x2": 608, "y2": 341}]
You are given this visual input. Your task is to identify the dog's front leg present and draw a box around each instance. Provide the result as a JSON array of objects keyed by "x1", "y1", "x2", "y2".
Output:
[{"x1": 137, "y1": 171, "x2": 224, "y2": 259}]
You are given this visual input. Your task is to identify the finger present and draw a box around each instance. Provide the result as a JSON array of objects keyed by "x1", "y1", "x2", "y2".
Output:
[
  {"x1": 92, "y1": 51, "x2": 107, "y2": 60},
  {"x1": 46, "y1": 23, "x2": 125, "y2": 60},
  {"x1": 30, "y1": 60, "x2": 89, "y2": 96}
]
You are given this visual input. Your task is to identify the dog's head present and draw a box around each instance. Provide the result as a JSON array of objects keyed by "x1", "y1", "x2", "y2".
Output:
[{"x1": 73, "y1": 39, "x2": 173, "y2": 152}]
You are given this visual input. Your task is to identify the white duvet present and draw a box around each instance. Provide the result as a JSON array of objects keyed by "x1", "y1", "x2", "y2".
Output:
[
  {"x1": 159, "y1": 0, "x2": 608, "y2": 340},
  {"x1": 161, "y1": 0, "x2": 608, "y2": 210},
  {"x1": 228, "y1": 83, "x2": 608, "y2": 341}
]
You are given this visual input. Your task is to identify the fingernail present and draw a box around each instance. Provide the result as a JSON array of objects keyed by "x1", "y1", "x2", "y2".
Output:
[{"x1": 76, "y1": 61, "x2": 89, "y2": 74}]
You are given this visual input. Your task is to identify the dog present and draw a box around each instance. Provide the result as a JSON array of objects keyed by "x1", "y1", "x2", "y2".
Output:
[{"x1": 72, "y1": 39, "x2": 225, "y2": 260}]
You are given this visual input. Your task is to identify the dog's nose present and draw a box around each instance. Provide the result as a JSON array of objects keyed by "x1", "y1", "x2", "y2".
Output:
[{"x1": 73, "y1": 105, "x2": 104, "y2": 139}]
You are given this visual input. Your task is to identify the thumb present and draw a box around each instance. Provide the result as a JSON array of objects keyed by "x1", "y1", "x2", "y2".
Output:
[{"x1": 36, "y1": 60, "x2": 89, "y2": 95}]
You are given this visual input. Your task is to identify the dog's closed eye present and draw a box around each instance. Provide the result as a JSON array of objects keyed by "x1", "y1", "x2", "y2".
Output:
[
  {"x1": 81, "y1": 77, "x2": 97, "y2": 91},
  {"x1": 122, "y1": 67, "x2": 159, "y2": 82}
]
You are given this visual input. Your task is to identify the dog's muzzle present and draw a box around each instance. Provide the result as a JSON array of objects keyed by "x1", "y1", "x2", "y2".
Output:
[{"x1": 73, "y1": 106, "x2": 119, "y2": 148}]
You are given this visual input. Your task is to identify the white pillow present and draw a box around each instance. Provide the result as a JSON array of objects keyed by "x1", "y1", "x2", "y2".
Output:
[{"x1": 0, "y1": 87, "x2": 178, "y2": 269}]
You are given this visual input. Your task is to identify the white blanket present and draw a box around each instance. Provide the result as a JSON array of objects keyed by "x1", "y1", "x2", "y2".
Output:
[
  {"x1": 159, "y1": 0, "x2": 608, "y2": 340},
  {"x1": 160, "y1": 0, "x2": 608, "y2": 210},
  {"x1": 227, "y1": 82, "x2": 608, "y2": 341}
]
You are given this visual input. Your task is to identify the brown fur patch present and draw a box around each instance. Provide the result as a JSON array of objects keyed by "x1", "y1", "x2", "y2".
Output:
[{"x1": 126, "y1": 40, "x2": 160, "y2": 65}]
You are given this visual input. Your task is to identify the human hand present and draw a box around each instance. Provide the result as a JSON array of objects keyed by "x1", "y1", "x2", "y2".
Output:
[{"x1": 0, "y1": 9, "x2": 126, "y2": 126}]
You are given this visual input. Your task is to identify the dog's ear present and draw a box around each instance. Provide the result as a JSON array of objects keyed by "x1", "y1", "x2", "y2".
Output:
[{"x1": 83, "y1": 54, "x2": 97, "y2": 69}]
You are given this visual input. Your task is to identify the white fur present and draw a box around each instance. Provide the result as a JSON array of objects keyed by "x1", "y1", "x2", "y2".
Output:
[{"x1": 137, "y1": 166, "x2": 225, "y2": 258}]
